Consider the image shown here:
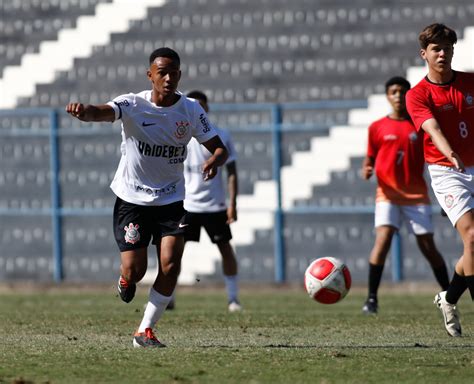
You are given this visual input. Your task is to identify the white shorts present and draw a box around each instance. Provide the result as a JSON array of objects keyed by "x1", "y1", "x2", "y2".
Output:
[
  {"x1": 428, "y1": 165, "x2": 474, "y2": 227},
  {"x1": 374, "y1": 201, "x2": 433, "y2": 235}
]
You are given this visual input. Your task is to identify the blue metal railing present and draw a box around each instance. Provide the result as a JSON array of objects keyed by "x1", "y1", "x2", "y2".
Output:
[
  {"x1": 271, "y1": 104, "x2": 285, "y2": 282},
  {"x1": 0, "y1": 100, "x2": 411, "y2": 284},
  {"x1": 48, "y1": 109, "x2": 63, "y2": 281}
]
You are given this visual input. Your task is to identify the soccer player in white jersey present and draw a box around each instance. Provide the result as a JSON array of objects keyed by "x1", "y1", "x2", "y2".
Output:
[
  {"x1": 174, "y1": 90, "x2": 242, "y2": 312},
  {"x1": 65, "y1": 47, "x2": 228, "y2": 348}
]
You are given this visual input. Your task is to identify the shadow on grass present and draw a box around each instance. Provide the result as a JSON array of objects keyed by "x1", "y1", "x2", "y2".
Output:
[{"x1": 197, "y1": 343, "x2": 474, "y2": 349}]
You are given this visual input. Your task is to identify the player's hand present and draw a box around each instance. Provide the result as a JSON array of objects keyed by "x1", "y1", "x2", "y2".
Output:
[
  {"x1": 449, "y1": 151, "x2": 465, "y2": 172},
  {"x1": 226, "y1": 205, "x2": 237, "y2": 224},
  {"x1": 65, "y1": 103, "x2": 87, "y2": 120},
  {"x1": 202, "y1": 162, "x2": 218, "y2": 180},
  {"x1": 361, "y1": 165, "x2": 373, "y2": 180}
]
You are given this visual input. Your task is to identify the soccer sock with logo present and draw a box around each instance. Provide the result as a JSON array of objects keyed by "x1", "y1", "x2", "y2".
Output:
[
  {"x1": 465, "y1": 275, "x2": 474, "y2": 300},
  {"x1": 138, "y1": 288, "x2": 172, "y2": 333},
  {"x1": 368, "y1": 263, "x2": 384, "y2": 300},
  {"x1": 432, "y1": 264, "x2": 450, "y2": 291},
  {"x1": 224, "y1": 274, "x2": 239, "y2": 303},
  {"x1": 445, "y1": 271, "x2": 467, "y2": 304}
]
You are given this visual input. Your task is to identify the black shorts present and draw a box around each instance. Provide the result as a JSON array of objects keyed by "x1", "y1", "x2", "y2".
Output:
[
  {"x1": 184, "y1": 210, "x2": 232, "y2": 244},
  {"x1": 113, "y1": 197, "x2": 187, "y2": 252}
]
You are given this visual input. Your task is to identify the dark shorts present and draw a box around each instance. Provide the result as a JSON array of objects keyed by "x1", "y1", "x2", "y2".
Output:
[
  {"x1": 113, "y1": 197, "x2": 187, "y2": 252},
  {"x1": 184, "y1": 210, "x2": 232, "y2": 244}
]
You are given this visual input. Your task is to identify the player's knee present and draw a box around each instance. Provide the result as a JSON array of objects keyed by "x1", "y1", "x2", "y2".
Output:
[
  {"x1": 122, "y1": 265, "x2": 146, "y2": 283},
  {"x1": 416, "y1": 234, "x2": 435, "y2": 251},
  {"x1": 374, "y1": 234, "x2": 393, "y2": 250},
  {"x1": 467, "y1": 227, "x2": 474, "y2": 247},
  {"x1": 376, "y1": 226, "x2": 395, "y2": 240},
  {"x1": 161, "y1": 260, "x2": 181, "y2": 277},
  {"x1": 218, "y1": 242, "x2": 234, "y2": 256}
]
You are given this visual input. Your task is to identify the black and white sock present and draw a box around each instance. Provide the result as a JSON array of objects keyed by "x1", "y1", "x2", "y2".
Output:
[
  {"x1": 445, "y1": 272, "x2": 467, "y2": 304},
  {"x1": 465, "y1": 275, "x2": 474, "y2": 301}
]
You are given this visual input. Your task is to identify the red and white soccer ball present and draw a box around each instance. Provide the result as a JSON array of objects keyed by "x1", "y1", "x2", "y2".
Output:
[{"x1": 304, "y1": 257, "x2": 352, "y2": 304}]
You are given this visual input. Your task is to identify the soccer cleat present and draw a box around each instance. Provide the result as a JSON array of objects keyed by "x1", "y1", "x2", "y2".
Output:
[
  {"x1": 117, "y1": 276, "x2": 136, "y2": 303},
  {"x1": 434, "y1": 291, "x2": 462, "y2": 337},
  {"x1": 228, "y1": 300, "x2": 242, "y2": 313},
  {"x1": 133, "y1": 328, "x2": 166, "y2": 348},
  {"x1": 362, "y1": 298, "x2": 378, "y2": 315}
]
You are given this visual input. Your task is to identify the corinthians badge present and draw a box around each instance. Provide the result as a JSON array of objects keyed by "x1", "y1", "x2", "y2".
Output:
[
  {"x1": 175, "y1": 121, "x2": 189, "y2": 139},
  {"x1": 124, "y1": 223, "x2": 140, "y2": 244},
  {"x1": 444, "y1": 194, "x2": 454, "y2": 209}
]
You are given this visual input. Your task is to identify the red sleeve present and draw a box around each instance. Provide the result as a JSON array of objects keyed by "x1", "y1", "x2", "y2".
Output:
[
  {"x1": 366, "y1": 122, "x2": 378, "y2": 158},
  {"x1": 406, "y1": 87, "x2": 434, "y2": 131}
]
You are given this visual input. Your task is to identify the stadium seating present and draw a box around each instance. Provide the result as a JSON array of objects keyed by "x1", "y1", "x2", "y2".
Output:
[
  {"x1": 293, "y1": 156, "x2": 375, "y2": 207},
  {"x1": 59, "y1": 130, "x2": 121, "y2": 208},
  {"x1": 14, "y1": 0, "x2": 474, "y2": 108},
  {"x1": 1, "y1": 0, "x2": 473, "y2": 283},
  {"x1": 61, "y1": 215, "x2": 119, "y2": 282},
  {"x1": 0, "y1": 215, "x2": 53, "y2": 281},
  {"x1": 234, "y1": 212, "x2": 463, "y2": 283},
  {"x1": 0, "y1": 135, "x2": 51, "y2": 210},
  {"x1": 0, "y1": 0, "x2": 112, "y2": 76}
]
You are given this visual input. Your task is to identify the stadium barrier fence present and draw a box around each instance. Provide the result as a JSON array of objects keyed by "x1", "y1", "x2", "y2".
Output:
[{"x1": 0, "y1": 100, "x2": 406, "y2": 284}]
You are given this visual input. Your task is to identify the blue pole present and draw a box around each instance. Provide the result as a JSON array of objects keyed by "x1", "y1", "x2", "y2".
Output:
[
  {"x1": 49, "y1": 109, "x2": 63, "y2": 282},
  {"x1": 391, "y1": 232, "x2": 403, "y2": 282},
  {"x1": 271, "y1": 105, "x2": 285, "y2": 283}
]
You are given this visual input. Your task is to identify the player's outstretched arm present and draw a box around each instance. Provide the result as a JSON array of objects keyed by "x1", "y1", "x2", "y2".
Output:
[
  {"x1": 201, "y1": 135, "x2": 228, "y2": 181},
  {"x1": 421, "y1": 118, "x2": 465, "y2": 172},
  {"x1": 361, "y1": 156, "x2": 375, "y2": 180},
  {"x1": 65, "y1": 103, "x2": 115, "y2": 123},
  {"x1": 226, "y1": 161, "x2": 238, "y2": 224}
]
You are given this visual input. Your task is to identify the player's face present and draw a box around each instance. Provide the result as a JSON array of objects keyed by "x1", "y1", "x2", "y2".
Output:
[
  {"x1": 147, "y1": 57, "x2": 181, "y2": 97},
  {"x1": 421, "y1": 41, "x2": 454, "y2": 73},
  {"x1": 386, "y1": 84, "x2": 408, "y2": 113}
]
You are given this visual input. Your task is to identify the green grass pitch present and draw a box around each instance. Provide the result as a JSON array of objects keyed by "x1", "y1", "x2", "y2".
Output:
[{"x1": 0, "y1": 286, "x2": 472, "y2": 384}]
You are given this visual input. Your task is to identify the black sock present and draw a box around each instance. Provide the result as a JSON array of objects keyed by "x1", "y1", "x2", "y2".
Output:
[
  {"x1": 445, "y1": 272, "x2": 467, "y2": 304},
  {"x1": 368, "y1": 263, "x2": 384, "y2": 300},
  {"x1": 432, "y1": 264, "x2": 450, "y2": 291},
  {"x1": 465, "y1": 275, "x2": 474, "y2": 300}
]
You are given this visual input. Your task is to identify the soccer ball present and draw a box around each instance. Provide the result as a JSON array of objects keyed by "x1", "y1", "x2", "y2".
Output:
[{"x1": 304, "y1": 257, "x2": 351, "y2": 304}]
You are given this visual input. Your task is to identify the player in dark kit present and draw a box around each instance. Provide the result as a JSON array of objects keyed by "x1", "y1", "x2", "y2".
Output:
[
  {"x1": 361, "y1": 76, "x2": 449, "y2": 315},
  {"x1": 406, "y1": 24, "x2": 474, "y2": 337},
  {"x1": 181, "y1": 90, "x2": 241, "y2": 312},
  {"x1": 66, "y1": 47, "x2": 228, "y2": 347}
]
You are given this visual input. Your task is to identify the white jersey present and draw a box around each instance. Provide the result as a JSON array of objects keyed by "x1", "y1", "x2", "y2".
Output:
[
  {"x1": 184, "y1": 126, "x2": 237, "y2": 212},
  {"x1": 107, "y1": 90, "x2": 217, "y2": 206}
]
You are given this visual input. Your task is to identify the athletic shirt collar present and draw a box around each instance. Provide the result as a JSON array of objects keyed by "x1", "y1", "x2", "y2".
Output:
[
  {"x1": 143, "y1": 90, "x2": 183, "y2": 110},
  {"x1": 424, "y1": 70, "x2": 457, "y2": 86}
]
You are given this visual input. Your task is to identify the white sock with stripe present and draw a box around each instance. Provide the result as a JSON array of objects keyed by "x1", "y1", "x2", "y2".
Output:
[{"x1": 138, "y1": 288, "x2": 172, "y2": 333}]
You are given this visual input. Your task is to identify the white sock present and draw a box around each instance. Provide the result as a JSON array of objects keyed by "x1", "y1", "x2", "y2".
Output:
[
  {"x1": 224, "y1": 274, "x2": 239, "y2": 303},
  {"x1": 138, "y1": 288, "x2": 172, "y2": 333}
]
